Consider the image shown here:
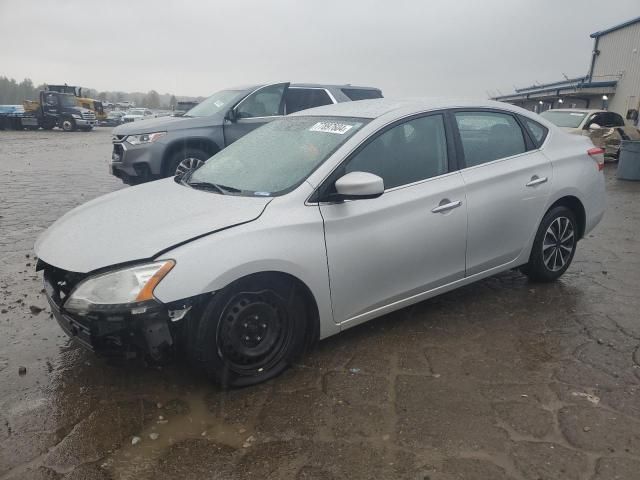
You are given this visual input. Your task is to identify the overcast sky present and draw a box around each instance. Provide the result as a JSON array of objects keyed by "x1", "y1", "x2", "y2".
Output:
[{"x1": 1, "y1": 0, "x2": 638, "y2": 99}]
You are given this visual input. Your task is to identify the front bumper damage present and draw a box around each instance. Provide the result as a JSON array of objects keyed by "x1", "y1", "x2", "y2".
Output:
[{"x1": 41, "y1": 262, "x2": 195, "y2": 361}]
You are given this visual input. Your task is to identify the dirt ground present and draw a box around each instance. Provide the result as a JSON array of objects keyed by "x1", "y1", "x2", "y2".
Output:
[{"x1": 1, "y1": 128, "x2": 639, "y2": 480}]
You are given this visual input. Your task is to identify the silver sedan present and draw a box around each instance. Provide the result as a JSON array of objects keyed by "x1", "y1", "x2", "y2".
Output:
[{"x1": 35, "y1": 98, "x2": 606, "y2": 386}]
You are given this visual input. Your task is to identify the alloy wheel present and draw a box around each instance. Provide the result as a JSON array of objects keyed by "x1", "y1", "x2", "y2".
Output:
[
  {"x1": 175, "y1": 157, "x2": 205, "y2": 176},
  {"x1": 61, "y1": 120, "x2": 73, "y2": 131},
  {"x1": 542, "y1": 216, "x2": 575, "y2": 271}
]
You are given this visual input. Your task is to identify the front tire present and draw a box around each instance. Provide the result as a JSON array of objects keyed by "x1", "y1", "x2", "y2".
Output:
[
  {"x1": 60, "y1": 117, "x2": 76, "y2": 132},
  {"x1": 522, "y1": 206, "x2": 578, "y2": 282},
  {"x1": 196, "y1": 275, "x2": 308, "y2": 387},
  {"x1": 165, "y1": 148, "x2": 208, "y2": 178}
]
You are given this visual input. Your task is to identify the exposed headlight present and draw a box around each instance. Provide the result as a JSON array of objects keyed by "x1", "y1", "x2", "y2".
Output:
[
  {"x1": 126, "y1": 132, "x2": 166, "y2": 145},
  {"x1": 64, "y1": 260, "x2": 174, "y2": 314},
  {"x1": 72, "y1": 113, "x2": 82, "y2": 119}
]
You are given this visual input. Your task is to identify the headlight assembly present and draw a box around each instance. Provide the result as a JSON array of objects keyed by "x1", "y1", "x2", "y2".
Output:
[
  {"x1": 72, "y1": 113, "x2": 82, "y2": 119},
  {"x1": 64, "y1": 260, "x2": 174, "y2": 315},
  {"x1": 126, "y1": 132, "x2": 166, "y2": 145}
]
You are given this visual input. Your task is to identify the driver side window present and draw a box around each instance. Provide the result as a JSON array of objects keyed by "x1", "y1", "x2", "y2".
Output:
[
  {"x1": 344, "y1": 114, "x2": 448, "y2": 189},
  {"x1": 236, "y1": 85, "x2": 286, "y2": 119}
]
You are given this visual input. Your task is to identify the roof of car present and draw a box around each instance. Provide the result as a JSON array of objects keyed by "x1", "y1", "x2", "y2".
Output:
[
  {"x1": 543, "y1": 108, "x2": 604, "y2": 113},
  {"x1": 290, "y1": 83, "x2": 381, "y2": 91},
  {"x1": 289, "y1": 98, "x2": 523, "y2": 120}
]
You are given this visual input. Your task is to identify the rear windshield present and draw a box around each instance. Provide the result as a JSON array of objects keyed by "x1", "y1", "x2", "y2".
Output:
[
  {"x1": 540, "y1": 111, "x2": 586, "y2": 128},
  {"x1": 341, "y1": 88, "x2": 383, "y2": 101}
]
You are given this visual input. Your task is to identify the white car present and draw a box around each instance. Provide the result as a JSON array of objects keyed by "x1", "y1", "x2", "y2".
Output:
[
  {"x1": 122, "y1": 108, "x2": 155, "y2": 123},
  {"x1": 35, "y1": 98, "x2": 605, "y2": 387}
]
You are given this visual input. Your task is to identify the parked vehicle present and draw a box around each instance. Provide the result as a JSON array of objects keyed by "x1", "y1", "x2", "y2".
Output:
[
  {"x1": 109, "y1": 82, "x2": 383, "y2": 184},
  {"x1": 99, "y1": 110, "x2": 126, "y2": 127},
  {"x1": 0, "y1": 90, "x2": 96, "y2": 131},
  {"x1": 36, "y1": 98, "x2": 605, "y2": 386},
  {"x1": 173, "y1": 101, "x2": 199, "y2": 117},
  {"x1": 122, "y1": 108, "x2": 155, "y2": 123},
  {"x1": 540, "y1": 108, "x2": 640, "y2": 159},
  {"x1": 45, "y1": 84, "x2": 107, "y2": 122}
]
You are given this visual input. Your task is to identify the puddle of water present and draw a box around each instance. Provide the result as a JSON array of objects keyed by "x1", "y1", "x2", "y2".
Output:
[{"x1": 105, "y1": 391, "x2": 250, "y2": 479}]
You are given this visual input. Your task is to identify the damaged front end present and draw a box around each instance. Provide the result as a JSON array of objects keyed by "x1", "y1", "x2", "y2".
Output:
[
  {"x1": 586, "y1": 126, "x2": 640, "y2": 159},
  {"x1": 39, "y1": 261, "x2": 200, "y2": 361}
]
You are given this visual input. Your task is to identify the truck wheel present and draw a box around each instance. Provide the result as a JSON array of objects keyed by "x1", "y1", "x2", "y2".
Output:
[
  {"x1": 165, "y1": 148, "x2": 209, "y2": 177},
  {"x1": 60, "y1": 117, "x2": 76, "y2": 132}
]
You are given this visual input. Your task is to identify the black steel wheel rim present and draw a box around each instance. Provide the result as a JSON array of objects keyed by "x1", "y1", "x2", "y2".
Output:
[{"x1": 216, "y1": 290, "x2": 292, "y2": 375}]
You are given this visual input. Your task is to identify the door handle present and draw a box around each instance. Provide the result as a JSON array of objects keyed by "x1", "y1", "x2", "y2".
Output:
[
  {"x1": 431, "y1": 200, "x2": 462, "y2": 214},
  {"x1": 526, "y1": 176, "x2": 548, "y2": 187}
]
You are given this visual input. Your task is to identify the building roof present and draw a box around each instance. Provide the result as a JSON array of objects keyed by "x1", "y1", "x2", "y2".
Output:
[
  {"x1": 491, "y1": 78, "x2": 617, "y2": 102},
  {"x1": 590, "y1": 15, "x2": 640, "y2": 38}
]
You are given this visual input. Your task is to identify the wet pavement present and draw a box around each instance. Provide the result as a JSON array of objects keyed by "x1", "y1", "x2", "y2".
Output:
[{"x1": 1, "y1": 128, "x2": 639, "y2": 480}]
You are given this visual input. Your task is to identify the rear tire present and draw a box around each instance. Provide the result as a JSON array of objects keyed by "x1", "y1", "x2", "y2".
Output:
[
  {"x1": 522, "y1": 206, "x2": 577, "y2": 282},
  {"x1": 195, "y1": 275, "x2": 307, "y2": 387},
  {"x1": 164, "y1": 148, "x2": 209, "y2": 178}
]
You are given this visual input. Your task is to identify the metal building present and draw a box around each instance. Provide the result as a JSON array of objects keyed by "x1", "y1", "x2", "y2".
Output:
[{"x1": 493, "y1": 16, "x2": 640, "y2": 126}]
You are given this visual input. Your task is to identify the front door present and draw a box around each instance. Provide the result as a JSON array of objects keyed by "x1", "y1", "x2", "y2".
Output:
[
  {"x1": 319, "y1": 113, "x2": 467, "y2": 325},
  {"x1": 41, "y1": 92, "x2": 59, "y2": 118},
  {"x1": 223, "y1": 83, "x2": 289, "y2": 145},
  {"x1": 453, "y1": 110, "x2": 553, "y2": 275}
]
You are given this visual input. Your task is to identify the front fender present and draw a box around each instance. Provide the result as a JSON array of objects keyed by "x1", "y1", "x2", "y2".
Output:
[{"x1": 152, "y1": 193, "x2": 338, "y2": 339}]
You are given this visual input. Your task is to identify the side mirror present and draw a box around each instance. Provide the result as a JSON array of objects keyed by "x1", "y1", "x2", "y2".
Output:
[
  {"x1": 225, "y1": 108, "x2": 237, "y2": 122},
  {"x1": 335, "y1": 171, "x2": 384, "y2": 200},
  {"x1": 589, "y1": 123, "x2": 602, "y2": 131}
]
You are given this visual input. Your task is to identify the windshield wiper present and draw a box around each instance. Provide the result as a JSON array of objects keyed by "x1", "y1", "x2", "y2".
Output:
[{"x1": 186, "y1": 181, "x2": 242, "y2": 194}]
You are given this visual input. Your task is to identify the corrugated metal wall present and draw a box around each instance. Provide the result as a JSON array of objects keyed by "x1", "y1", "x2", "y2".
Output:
[{"x1": 592, "y1": 21, "x2": 640, "y2": 124}]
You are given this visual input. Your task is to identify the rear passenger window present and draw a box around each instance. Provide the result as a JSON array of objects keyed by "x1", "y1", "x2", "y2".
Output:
[
  {"x1": 521, "y1": 116, "x2": 548, "y2": 147},
  {"x1": 341, "y1": 89, "x2": 383, "y2": 101},
  {"x1": 345, "y1": 114, "x2": 448, "y2": 189},
  {"x1": 285, "y1": 88, "x2": 333, "y2": 114},
  {"x1": 454, "y1": 111, "x2": 526, "y2": 167}
]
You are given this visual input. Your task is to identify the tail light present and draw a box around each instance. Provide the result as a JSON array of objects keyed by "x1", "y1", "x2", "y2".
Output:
[{"x1": 588, "y1": 147, "x2": 605, "y2": 171}]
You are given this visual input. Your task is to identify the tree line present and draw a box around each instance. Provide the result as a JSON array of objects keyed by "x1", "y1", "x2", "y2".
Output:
[{"x1": 0, "y1": 76, "x2": 204, "y2": 109}]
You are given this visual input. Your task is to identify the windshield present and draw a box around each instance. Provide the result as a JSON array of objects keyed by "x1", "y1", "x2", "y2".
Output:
[
  {"x1": 187, "y1": 116, "x2": 367, "y2": 195},
  {"x1": 58, "y1": 95, "x2": 77, "y2": 108},
  {"x1": 185, "y1": 90, "x2": 243, "y2": 117},
  {"x1": 540, "y1": 110, "x2": 587, "y2": 128}
]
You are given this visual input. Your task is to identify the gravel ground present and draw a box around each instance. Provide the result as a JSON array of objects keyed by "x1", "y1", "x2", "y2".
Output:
[{"x1": 1, "y1": 128, "x2": 639, "y2": 480}]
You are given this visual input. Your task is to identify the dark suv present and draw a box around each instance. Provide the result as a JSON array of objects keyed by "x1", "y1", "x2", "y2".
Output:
[{"x1": 110, "y1": 82, "x2": 382, "y2": 184}]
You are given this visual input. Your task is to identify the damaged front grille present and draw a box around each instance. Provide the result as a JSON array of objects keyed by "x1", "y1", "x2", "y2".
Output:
[{"x1": 42, "y1": 263, "x2": 88, "y2": 309}]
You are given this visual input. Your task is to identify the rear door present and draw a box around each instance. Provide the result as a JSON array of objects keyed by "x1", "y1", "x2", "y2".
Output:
[
  {"x1": 319, "y1": 113, "x2": 467, "y2": 325},
  {"x1": 284, "y1": 87, "x2": 334, "y2": 114},
  {"x1": 452, "y1": 110, "x2": 552, "y2": 275},
  {"x1": 223, "y1": 83, "x2": 289, "y2": 145}
]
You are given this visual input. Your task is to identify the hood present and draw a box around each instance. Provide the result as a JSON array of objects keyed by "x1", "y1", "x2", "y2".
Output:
[
  {"x1": 113, "y1": 112, "x2": 225, "y2": 135},
  {"x1": 35, "y1": 178, "x2": 271, "y2": 273}
]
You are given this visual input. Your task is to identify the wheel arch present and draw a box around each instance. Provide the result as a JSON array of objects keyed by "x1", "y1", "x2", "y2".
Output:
[
  {"x1": 161, "y1": 137, "x2": 220, "y2": 175},
  {"x1": 190, "y1": 270, "x2": 321, "y2": 352},
  {"x1": 546, "y1": 195, "x2": 586, "y2": 240}
]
